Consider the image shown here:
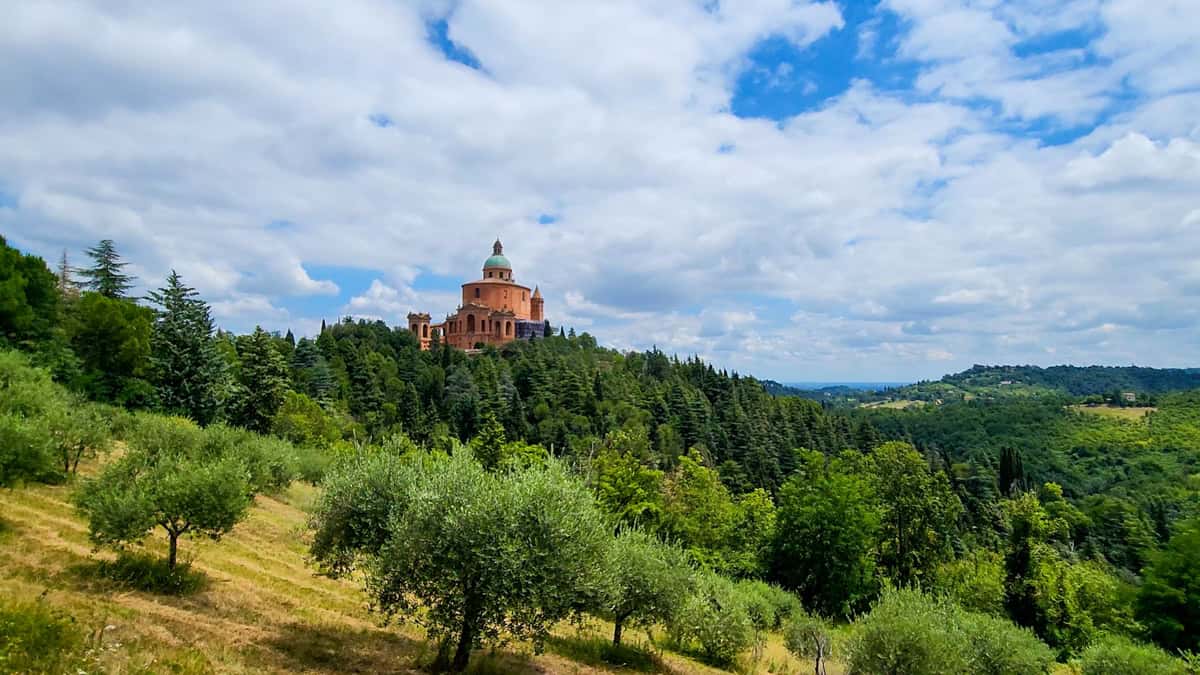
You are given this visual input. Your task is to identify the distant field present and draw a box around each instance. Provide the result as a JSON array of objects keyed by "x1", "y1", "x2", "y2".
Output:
[
  {"x1": 0, "y1": 459, "x2": 828, "y2": 675},
  {"x1": 861, "y1": 399, "x2": 925, "y2": 409},
  {"x1": 1069, "y1": 404, "x2": 1156, "y2": 421}
]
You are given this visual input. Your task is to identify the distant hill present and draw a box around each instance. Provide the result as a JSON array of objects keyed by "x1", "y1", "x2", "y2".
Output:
[{"x1": 765, "y1": 365, "x2": 1200, "y2": 406}]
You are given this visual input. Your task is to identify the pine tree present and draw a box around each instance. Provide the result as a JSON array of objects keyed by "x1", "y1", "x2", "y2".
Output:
[
  {"x1": 146, "y1": 270, "x2": 228, "y2": 424},
  {"x1": 229, "y1": 326, "x2": 291, "y2": 433},
  {"x1": 80, "y1": 239, "x2": 135, "y2": 298},
  {"x1": 543, "y1": 320, "x2": 551, "y2": 338}
]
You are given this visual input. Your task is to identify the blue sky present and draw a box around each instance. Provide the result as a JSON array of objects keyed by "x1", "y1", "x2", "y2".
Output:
[{"x1": 2, "y1": 0, "x2": 1199, "y2": 381}]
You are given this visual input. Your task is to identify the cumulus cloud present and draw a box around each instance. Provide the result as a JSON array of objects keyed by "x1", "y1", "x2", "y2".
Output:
[{"x1": 1, "y1": 0, "x2": 1198, "y2": 380}]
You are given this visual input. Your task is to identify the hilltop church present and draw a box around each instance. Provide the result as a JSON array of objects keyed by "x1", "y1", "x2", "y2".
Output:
[{"x1": 407, "y1": 239, "x2": 545, "y2": 350}]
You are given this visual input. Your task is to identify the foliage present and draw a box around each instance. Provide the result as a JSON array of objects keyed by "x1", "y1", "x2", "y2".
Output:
[
  {"x1": 311, "y1": 450, "x2": 609, "y2": 672},
  {"x1": 933, "y1": 549, "x2": 1006, "y2": 616},
  {"x1": 847, "y1": 587, "x2": 1054, "y2": 675},
  {"x1": 661, "y1": 449, "x2": 774, "y2": 576},
  {"x1": 146, "y1": 270, "x2": 228, "y2": 424},
  {"x1": 74, "y1": 416, "x2": 258, "y2": 571},
  {"x1": 1078, "y1": 634, "x2": 1188, "y2": 675},
  {"x1": 44, "y1": 398, "x2": 112, "y2": 475},
  {"x1": 784, "y1": 613, "x2": 834, "y2": 675},
  {"x1": 228, "y1": 326, "x2": 291, "y2": 433},
  {"x1": 666, "y1": 570, "x2": 754, "y2": 667},
  {"x1": 0, "y1": 413, "x2": 58, "y2": 486},
  {"x1": 272, "y1": 390, "x2": 344, "y2": 449},
  {"x1": 66, "y1": 292, "x2": 154, "y2": 406},
  {"x1": 0, "y1": 350, "x2": 67, "y2": 485},
  {"x1": 89, "y1": 551, "x2": 208, "y2": 595},
  {"x1": 592, "y1": 441, "x2": 665, "y2": 530},
  {"x1": 867, "y1": 441, "x2": 963, "y2": 586},
  {"x1": 79, "y1": 239, "x2": 135, "y2": 299},
  {"x1": 770, "y1": 449, "x2": 880, "y2": 618},
  {"x1": 596, "y1": 528, "x2": 691, "y2": 646},
  {"x1": 1137, "y1": 518, "x2": 1200, "y2": 652},
  {"x1": 0, "y1": 235, "x2": 59, "y2": 348},
  {"x1": 0, "y1": 599, "x2": 85, "y2": 675}
]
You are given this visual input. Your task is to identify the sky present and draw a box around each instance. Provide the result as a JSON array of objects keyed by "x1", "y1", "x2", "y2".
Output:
[{"x1": 1, "y1": 0, "x2": 1199, "y2": 382}]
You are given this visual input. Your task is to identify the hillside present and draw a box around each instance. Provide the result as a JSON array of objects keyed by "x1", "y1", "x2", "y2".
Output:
[
  {"x1": 769, "y1": 364, "x2": 1200, "y2": 407},
  {"x1": 0, "y1": 461, "x2": 820, "y2": 674}
]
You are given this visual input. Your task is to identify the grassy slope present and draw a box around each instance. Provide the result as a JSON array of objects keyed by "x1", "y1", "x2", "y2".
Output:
[{"x1": 0, "y1": 460, "x2": 832, "y2": 675}]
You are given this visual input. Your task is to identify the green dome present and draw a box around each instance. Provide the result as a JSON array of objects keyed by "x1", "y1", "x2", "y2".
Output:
[{"x1": 484, "y1": 254, "x2": 511, "y2": 269}]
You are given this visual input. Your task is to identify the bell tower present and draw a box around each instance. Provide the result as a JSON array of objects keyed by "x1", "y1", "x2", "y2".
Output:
[{"x1": 531, "y1": 286, "x2": 544, "y2": 322}]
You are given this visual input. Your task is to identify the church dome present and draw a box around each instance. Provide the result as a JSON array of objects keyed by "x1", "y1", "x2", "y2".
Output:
[
  {"x1": 483, "y1": 239, "x2": 511, "y2": 269},
  {"x1": 483, "y1": 254, "x2": 511, "y2": 269}
]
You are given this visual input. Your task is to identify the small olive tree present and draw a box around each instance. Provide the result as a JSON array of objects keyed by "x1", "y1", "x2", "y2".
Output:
[
  {"x1": 311, "y1": 450, "x2": 609, "y2": 672},
  {"x1": 667, "y1": 570, "x2": 755, "y2": 667},
  {"x1": 45, "y1": 399, "x2": 112, "y2": 474},
  {"x1": 598, "y1": 528, "x2": 691, "y2": 647},
  {"x1": 784, "y1": 613, "x2": 834, "y2": 675},
  {"x1": 74, "y1": 415, "x2": 253, "y2": 571}
]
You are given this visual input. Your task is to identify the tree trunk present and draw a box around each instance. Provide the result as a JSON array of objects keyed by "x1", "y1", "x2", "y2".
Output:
[
  {"x1": 168, "y1": 532, "x2": 179, "y2": 571},
  {"x1": 451, "y1": 620, "x2": 475, "y2": 672},
  {"x1": 613, "y1": 617, "x2": 624, "y2": 647}
]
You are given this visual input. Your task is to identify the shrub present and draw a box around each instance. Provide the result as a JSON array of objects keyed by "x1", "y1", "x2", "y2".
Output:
[
  {"x1": 90, "y1": 551, "x2": 207, "y2": 595},
  {"x1": 197, "y1": 423, "x2": 297, "y2": 493},
  {"x1": 1078, "y1": 634, "x2": 1187, "y2": 675},
  {"x1": 0, "y1": 412, "x2": 59, "y2": 486},
  {"x1": 960, "y1": 610, "x2": 1055, "y2": 675},
  {"x1": 294, "y1": 444, "x2": 335, "y2": 483},
  {"x1": 848, "y1": 587, "x2": 1055, "y2": 675},
  {"x1": 0, "y1": 599, "x2": 85, "y2": 674},
  {"x1": 667, "y1": 571, "x2": 754, "y2": 667},
  {"x1": 847, "y1": 588, "x2": 971, "y2": 675}
]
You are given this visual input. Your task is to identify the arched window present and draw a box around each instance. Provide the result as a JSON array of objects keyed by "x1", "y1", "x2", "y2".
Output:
[
  {"x1": 423, "y1": 324, "x2": 428, "y2": 338},
  {"x1": 505, "y1": 321, "x2": 512, "y2": 336},
  {"x1": 467, "y1": 315, "x2": 475, "y2": 333},
  {"x1": 474, "y1": 287, "x2": 480, "y2": 299}
]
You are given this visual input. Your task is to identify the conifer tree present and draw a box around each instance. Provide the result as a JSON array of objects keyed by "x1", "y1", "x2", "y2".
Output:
[
  {"x1": 146, "y1": 270, "x2": 228, "y2": 424},
  {"x1": 999, "y1": 446, "x2": 1025, "y2": 497},
  {"x1": 79, "y1": 239, "x2": 135, "y2": 299},
  {"x1": 229, "y1": 326, "x2": 291, "y2": 433}
]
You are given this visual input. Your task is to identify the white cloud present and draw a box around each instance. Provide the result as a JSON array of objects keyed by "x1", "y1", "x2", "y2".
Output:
[{"x1": 1, "y1": 0, "x2": 1198, "y2": 380}]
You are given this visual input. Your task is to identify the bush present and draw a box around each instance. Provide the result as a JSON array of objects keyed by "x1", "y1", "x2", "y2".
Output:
[
  {"x1": 90, "y1": 551, "x2": 207, "y2": 595},
  {"x1": 848, "y1": 588, "x2": 971, "y2": 675},
  {"x1": 960, "y1": 611, "x2": 1055, "y2": 675},
  {"x1": 848, "y1": 587, "x2": 1054, "y2": 675},
  {"x1": 0, "y1": 599, "x2": 85, "y2": 674},
  {"x1": 197, "y1": 423, "x2": 297, "y2": 493},
  {"x1": 294, "y1": 444, "x2": 335, "y2": 483},
  {"x1": 1078, "y1": 634, "x2": 1187, "y2": 675},
  {"x1": 0, "y1": 412, "x2": 59, "y2": 486},
  {"x1": 667, "y1": 571, "x2": 754, "y2": 667}
]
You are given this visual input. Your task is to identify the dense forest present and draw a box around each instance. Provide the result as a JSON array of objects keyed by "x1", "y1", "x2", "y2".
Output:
[{"x1": 2, "y1": 235, "x2": 1199, "y2": 673}]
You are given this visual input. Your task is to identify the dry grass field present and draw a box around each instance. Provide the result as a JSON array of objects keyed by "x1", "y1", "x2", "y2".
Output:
[
  {"x1": 0, "y1": 459, "x2": 836, "y2": 675},
  {"x1": 1068, "y1": 404, "x2": 1156, "y2": 421}
]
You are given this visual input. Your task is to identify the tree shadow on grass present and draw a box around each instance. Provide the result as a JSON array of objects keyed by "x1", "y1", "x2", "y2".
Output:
[
  {"x1": 65, "y1": 552, "x2": 208, "y2": 596},
  {"x1": 544, "y1": 633, "x2": 672, "y2": 673},
  {"x1": 262, "y1": 621, "x2": 428, "y2": 673}
]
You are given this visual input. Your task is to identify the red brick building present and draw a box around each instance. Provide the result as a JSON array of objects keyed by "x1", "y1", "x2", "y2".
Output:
[{"x1": 408, "y1": 239, "x2": 545, "y2": 350}]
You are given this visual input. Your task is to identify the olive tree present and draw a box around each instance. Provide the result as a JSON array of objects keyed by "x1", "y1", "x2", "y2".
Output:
[
  {"x1": 667, "y1": 570, "x2": 755, "y2": 667},
  {"x1": 598, "y1": 528, "x2": 691, "y2": 647},
  {"x1": 784, "y1": 614, "x2": 834, "y2": 675},
  {"x1": 311, "y1": 450, "x2": 609, "y2": 672},
  {"x1": 74, "y1": 415, "x2": 253, "y2": 570}
]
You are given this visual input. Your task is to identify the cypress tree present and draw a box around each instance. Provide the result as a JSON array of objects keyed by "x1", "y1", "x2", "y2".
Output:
[{"x1": 998, "y1": 446, "x2": 1025, "y2": 497}]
